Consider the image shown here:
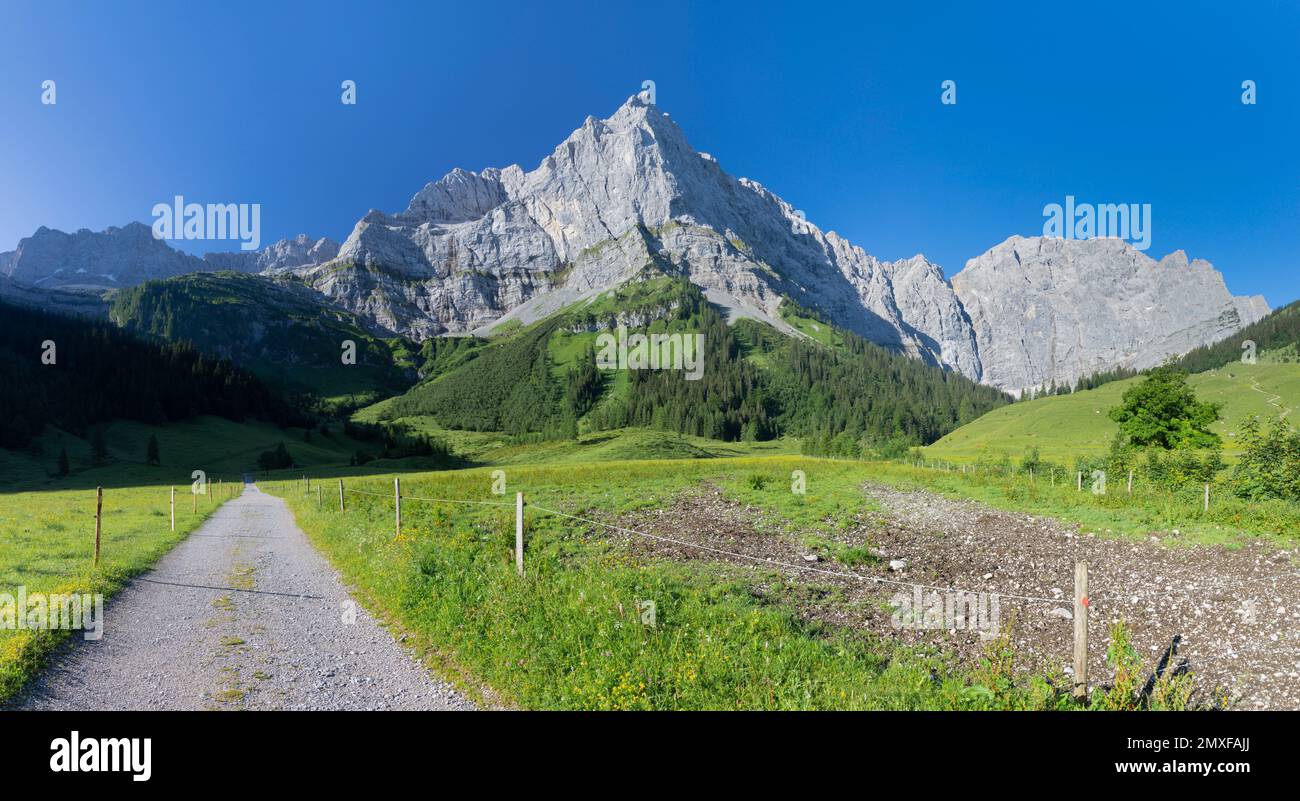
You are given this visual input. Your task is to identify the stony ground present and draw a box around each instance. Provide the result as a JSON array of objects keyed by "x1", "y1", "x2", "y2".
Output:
[
  {"x1": 610, "y1": 482, "x2": 1300, "y2": 710},
  {"x1": 10, "y1": 481, "x2": 473, "y2": 711}
]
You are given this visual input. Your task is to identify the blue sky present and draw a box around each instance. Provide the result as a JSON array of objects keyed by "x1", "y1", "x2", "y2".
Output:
[{"x1": 2, "y1": 0, "x2": 1297, "y2": 306}]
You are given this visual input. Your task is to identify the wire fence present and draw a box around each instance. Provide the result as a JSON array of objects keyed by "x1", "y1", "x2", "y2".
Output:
[
  {"x1": 280, "y1": 472, "x2": 1299, "y2": 700},
  {"x1": 313, "y1": 475, "x2": 1299, "y2": 613}
]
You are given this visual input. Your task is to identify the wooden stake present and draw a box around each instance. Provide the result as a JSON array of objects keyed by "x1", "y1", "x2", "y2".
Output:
[
  {"x1": 1076, "y1": 471, "x2": 1082, "y2": 491},
  {"x1": 170, "y1": 486, "x2": 175, "y2": 531},
  {"x1": 394, "y1": 478, "x2": 401, "y2": 538},
  {"x1": 1127, "y1": 470, "x2": 1133, "y2": 495},
  {"x1": 338, "y1": 479, "x2": 345, "y2": 513},
  {"x1": 1073, "y1": 560, "x2": 1089, "y2": 702},
  {"x1": 1204, "y1": 483, "x2": 1210, "y2": 512},
  {"x1": 93, "y1": 486, "x2": 103, "y2": 567},
  {"x1": 192, "y1": 488, "x2": 197, "y2": 513},
  {"x1": 515, "y1": 491, "x2": 525, "y2": 577},
  {"x1": 317, "y1": 486, "x2": 322, "y2": 510}
]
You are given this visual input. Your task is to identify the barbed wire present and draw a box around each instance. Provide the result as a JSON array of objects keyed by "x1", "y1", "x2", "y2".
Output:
[{"x1": 340, "y1": 486, "x2": 513, "y2": 506}]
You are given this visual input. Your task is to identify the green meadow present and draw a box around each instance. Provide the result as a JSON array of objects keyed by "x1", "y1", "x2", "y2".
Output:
[
  {"x1": 923, "y1": 361, "x2": 1300, "y2": 465},
  {"x1": 262, "y1": 457, "x2": 1072, "y2": 710}
]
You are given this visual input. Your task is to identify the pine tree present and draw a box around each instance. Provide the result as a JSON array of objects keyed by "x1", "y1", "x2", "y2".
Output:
[{"x1": 91, "y1": 426, "x2": 108, "y2": 466}]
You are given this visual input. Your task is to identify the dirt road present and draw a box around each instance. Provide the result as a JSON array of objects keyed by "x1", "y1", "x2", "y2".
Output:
[{"x1": 11, "y1": 481, "x2": 473, "y2": 711}]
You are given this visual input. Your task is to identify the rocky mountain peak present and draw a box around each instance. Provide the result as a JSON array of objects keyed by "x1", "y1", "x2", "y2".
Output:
[{"x1": 1, "y1": 222, "x2": 205, "y2": 288}]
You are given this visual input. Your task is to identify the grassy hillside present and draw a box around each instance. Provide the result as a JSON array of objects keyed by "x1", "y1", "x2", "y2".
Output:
[
  {"x1": 351, "y1": 417, "x2": 801, "y2": 465},
  {"x1": 371, "y1": 275, "x2": 1010, "y2": 450},
  {"x1": 924, "y1": 360, "x2": 1300, "y2": 464},
  {"x1": 109, "y1": 271, "x2": 418, "y2": 408}
]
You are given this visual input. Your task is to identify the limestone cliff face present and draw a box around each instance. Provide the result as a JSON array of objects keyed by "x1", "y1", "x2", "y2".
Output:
[
  {"x1": 952, "y1": 236, "x2": 1270, "y2": 394},
  {"x1": 0, "y1": 222, "x2": 206, "y2": 289},
  {"x1": 203, "y1": 234, "x2": 339, "y2": 273}
]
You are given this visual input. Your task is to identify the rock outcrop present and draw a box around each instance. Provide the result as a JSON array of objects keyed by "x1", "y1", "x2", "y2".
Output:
[
  {"x1": 204, "y1": 234, "x2": 339, "y2": 273},
  {"x1": 952, "y1": 236, "x2": 1270, "y2": 394}
]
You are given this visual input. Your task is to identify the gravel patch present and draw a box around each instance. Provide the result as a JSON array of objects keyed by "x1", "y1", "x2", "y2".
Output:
[
  {"x1": 604, "y1": 483, "x2": 1300, "y2": 709},
  {"x1": 9, "y1": 481, "x2": 474, "y2": 711}
]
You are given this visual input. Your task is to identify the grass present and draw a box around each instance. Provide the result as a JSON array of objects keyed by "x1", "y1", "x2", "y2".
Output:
[
  {"x1": 4, "y1": 410, "x2": 1280, "y2": 708},
  {"x1": 0, "y1": 479, "x2": 231, "y2": 702},
  {"x1": 0, "y1": 413, "x2": 368, "y2": 703},
  {"x1": 924, "y1": 360, "x2": 1300, "y2": 465},
  {"x1": 0, "y1": 414, "x2": 372, "y2": 494},
  {"x1": 371, "y1": 419, "x2": 801, "y2": 465},
  {"x1": 261, "y1": 457, "x2": 1093, "y2": 710},
  {"x1": 862, "y1": 460, "x2": 1299, "y2": 546}
]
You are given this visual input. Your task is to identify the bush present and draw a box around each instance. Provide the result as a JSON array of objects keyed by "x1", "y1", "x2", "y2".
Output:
[
  {"x1": 1230, "y1": 417, "x2": 1300, "y2": 502},
  {"x1": 256, "y1": 442, "x2": 294, "y2": 471}
]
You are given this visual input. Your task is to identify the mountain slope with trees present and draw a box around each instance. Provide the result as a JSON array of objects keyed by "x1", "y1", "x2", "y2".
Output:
[
  {"x1": 374, "y1": 276, "x2": 1011, "y2": 452},
  {"x1": 0, "y1": 298, "x2": 308, "y2": 450}
]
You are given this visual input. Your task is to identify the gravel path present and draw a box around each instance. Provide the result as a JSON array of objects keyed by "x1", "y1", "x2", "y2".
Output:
[{"x1": 10, "y1": 480, "x2": 474, "y2": 711}]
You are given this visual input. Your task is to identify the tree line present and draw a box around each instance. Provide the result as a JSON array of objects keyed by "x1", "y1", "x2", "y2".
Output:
[{"x1": 0, "y1": 299, "x2": 310, "y2": 450}]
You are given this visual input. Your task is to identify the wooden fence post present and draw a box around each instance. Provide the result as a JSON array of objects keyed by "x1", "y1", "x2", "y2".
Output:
[
  {"x1": 170, "y1": 486, "x2": 175, "y2": 532},
  {"x1": 317, "y1": 486, "x2": 322, "y2": 510},
  {"x1": 1204, "y1": 483, "x2": 1210, "y2": 512},
  {"x1": 516, "y1": 491, "x2": 525, "y2": 577},
  {"x1": 1076, "y1": 471, "x2": 1082, "y2": 491},
  {"x1": 192, "y1": 488, "x2": 197, "y2": 513},
  {"x1": 339, "y1": 479, "x2": 345, "y2": 512},
  {"x1": 93, "y1": 486, "x2": 103, "y2": 567},
  {"x1": 394, "y1": 478, "x2": 401, "y2": 538},
  {"x1": 1073, "y1": 560, "x2": 1089, "y2": 703},
  {"x1": 1127, "y1": 470, "x2": 1133, "y2": 495}
]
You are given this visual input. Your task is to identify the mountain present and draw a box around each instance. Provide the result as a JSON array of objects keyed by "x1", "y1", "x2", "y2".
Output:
[
  {"x1": 296, "y1": 95, "x2": 984, "y2": 372},
  {"x1": 0, "y1": 222, "x2": 206, "y2": 289},
  {"x1": 108, "y1": 271, "x2": 415, "y2": 406},
  {"x1": 287, "y1": 94, "x2": 1267, "y2": 393},
  {"x1": 0, "y1": 95, "x2": 1272, "y2": 395},
  {"x1": 203, "y1": 234, "x2": 339, "y2": 273},
  {"x1": 952, "y1": 236, "x2": 1271, "y2": 394},
  {"x1": 0, "y1": 226, "x2": 338, "y2": 291}
]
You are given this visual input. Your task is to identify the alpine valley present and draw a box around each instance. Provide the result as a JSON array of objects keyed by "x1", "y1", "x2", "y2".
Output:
[{"x1": 0, "y1": 93, "x2": 1270, "y2": 421}]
